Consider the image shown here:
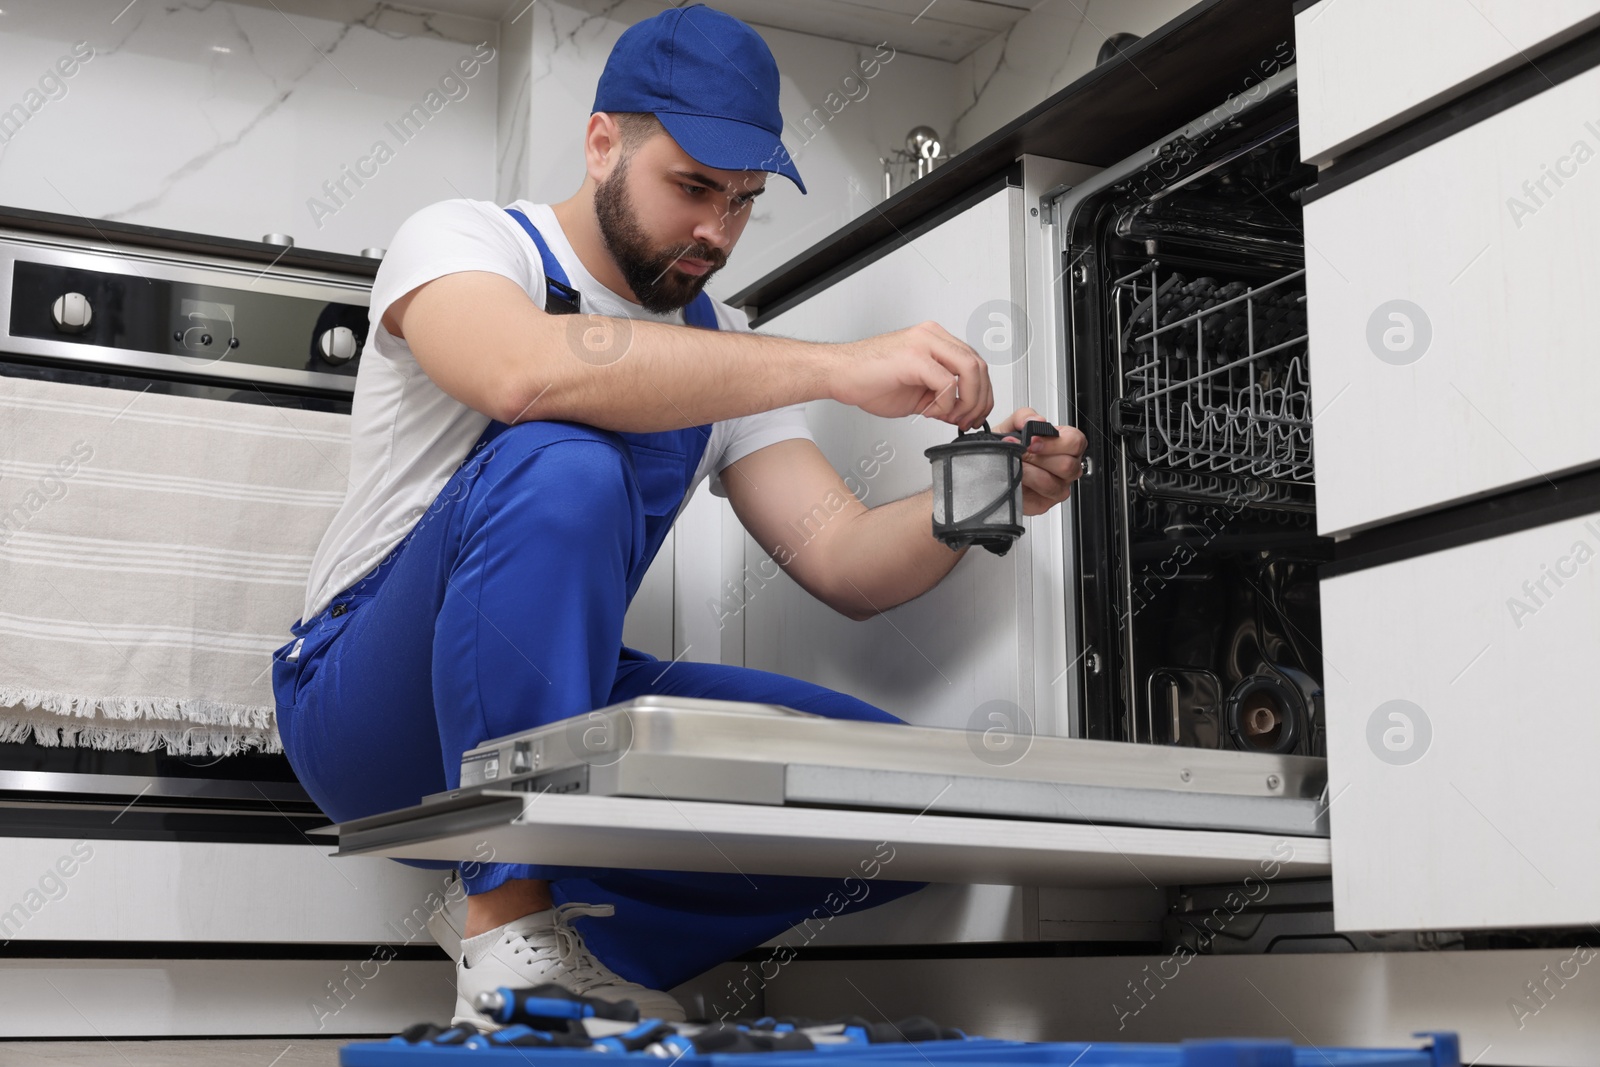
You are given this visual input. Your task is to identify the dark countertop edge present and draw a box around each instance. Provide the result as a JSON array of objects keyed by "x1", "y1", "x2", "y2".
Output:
[
  {"x1": 729, "y1": 0, "x2": 1295, "y2": 314},
  {"x1": 1290, "y1": 0, "x2": 1325, "y2": 15},
  {"x1": 0, "y1": 204, "x2": 381, "y2": 279}
]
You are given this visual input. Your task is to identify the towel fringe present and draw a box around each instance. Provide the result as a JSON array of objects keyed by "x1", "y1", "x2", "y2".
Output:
[
  {"x1": 0, "y1": 685, "x2": 281, "y2": 755},
  {"x1": 0, "y1": 715, "x2": 282, "y2": 756},
  {"x1": 0, "y1": 684, "x2": 273, "y2": 727}
]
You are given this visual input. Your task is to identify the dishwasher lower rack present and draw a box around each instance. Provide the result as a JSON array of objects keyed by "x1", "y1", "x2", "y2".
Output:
[
  {"x1": 443, "y1": 696, "x2": 1324, "y2": 834},
  {"x1": 326, "y1": 698, "x2": 1331, "y2": 887},
  {"x1": 1112, "y1": 263, "x2": 1313, "y2": 510}
]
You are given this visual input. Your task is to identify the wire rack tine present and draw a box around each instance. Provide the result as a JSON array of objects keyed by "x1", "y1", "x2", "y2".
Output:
[{"x1": 1116, "y1": 264, "x2": 1314, "y2": 488}]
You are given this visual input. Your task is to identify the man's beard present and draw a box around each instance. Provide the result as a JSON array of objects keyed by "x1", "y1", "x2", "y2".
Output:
[{"x1": 594, "y1": 157, "x2": 727, "y2": 315}]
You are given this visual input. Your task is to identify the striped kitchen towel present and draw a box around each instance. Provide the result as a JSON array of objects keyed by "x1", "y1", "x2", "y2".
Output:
[{"x1": 0, "y1": 375, "x2": 349, "y2": 755}]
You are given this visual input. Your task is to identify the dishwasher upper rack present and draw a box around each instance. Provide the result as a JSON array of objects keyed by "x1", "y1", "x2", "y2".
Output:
[{"x1": 1111, "y1": 263, "x2": 1314, "y2": 497}]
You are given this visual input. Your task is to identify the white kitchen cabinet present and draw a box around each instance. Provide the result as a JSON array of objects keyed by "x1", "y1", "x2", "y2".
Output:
[
  {"x1": 731, "y1": 184, "x2": 1061, "y2": 735},
  {"x1": 0, "y1": 837, "x2": 448, "y2": 943},
  {"x1": 1319, "y1": 510, "x2": 1600, "y2": 931},
  {"x1": 1304, "y1": 57, "x2": 1600, "y2": 538},
  {"x1": 1300, "y1": 26, "x2": 1600, "y2": 939},
  {"x1": 0, "y1": 957, "x2": 452, "y2": 1038},
  {"x1": 623, "y1": 528, "x2": 675, "y2": 660},
  {"x1": 1295, "y1": 0, "x2": 1600, "y2": 165}
]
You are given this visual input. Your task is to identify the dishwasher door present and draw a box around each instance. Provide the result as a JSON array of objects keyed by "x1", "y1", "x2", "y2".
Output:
[
  {"x1": 326, "y1": 699, "x2": 1332, "y2": 896},
  {"x1": 327, "y1": 787, "x2": 1331, "y2": 890}
]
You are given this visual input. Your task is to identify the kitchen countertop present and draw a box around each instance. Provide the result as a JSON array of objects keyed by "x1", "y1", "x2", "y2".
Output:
[{"x1": 728, "y1": 0, "x2": 1296, "y2": 323}]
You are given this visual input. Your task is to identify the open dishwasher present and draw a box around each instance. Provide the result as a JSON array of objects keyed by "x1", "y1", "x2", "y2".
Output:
[
  {"x1": 324, "y1": 69, "x2": 1332, "y2": 896},
  {"x1": 1061, "y1": 68, "x2": 1328, "y2": 762}
]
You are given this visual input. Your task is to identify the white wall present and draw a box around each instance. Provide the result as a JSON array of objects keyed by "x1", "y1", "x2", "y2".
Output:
[
  {"x1": 0, "y1": 0, "x2": 500, "y2": 257},
  {"x1": 951, "y1": 0, "x2": 1204, "y2": 154},
  {"x1": 496, "y1": 0, "x2": 962, "y2": 300},
  {"x1": 0, "y1": 0, "x2": 962, "y2": 298}
]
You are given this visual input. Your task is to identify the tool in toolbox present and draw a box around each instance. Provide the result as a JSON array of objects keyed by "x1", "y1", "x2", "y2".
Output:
[
  {"x1": 344, "y1": 983, "x2": 967, "y2": 1060},
  {"x1": 338, "y1": 983, "x2": 1462, "y2": 1066}
]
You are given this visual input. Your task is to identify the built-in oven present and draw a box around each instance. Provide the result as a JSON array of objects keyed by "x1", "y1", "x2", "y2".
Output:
[{"x1": 0, "y1": 217, "x2": 372, "y2": 842}]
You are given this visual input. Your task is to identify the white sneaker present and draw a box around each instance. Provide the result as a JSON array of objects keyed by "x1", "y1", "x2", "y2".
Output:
[{"x1": 451, "y1": 902, "x2": 686, "y2": 1028}]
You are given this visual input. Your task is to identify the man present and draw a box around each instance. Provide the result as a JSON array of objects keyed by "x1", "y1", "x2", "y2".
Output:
[{"x1": 271, "y1": 3, "x2": 1084, "y2": 1029}]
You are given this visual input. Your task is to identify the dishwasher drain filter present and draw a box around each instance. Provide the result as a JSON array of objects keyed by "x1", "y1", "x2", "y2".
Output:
[{"x1": 925, "y1": 418, "x2": 1059, "y2": 555}]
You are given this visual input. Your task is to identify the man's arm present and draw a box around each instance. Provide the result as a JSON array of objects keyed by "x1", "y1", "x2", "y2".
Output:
[
  {"x1": 384, "y1": 271, "x2": 995, "y2": 434},
  {"x1": 722, "y1": 438, "x2": 965, "y2": 622},
  {"x1": 723, "y1": 408, "x2": 1086, "y2": 621}
]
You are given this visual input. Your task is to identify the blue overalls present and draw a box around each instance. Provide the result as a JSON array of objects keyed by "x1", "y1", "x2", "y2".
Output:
[{"x1": 270, "y1": 209, "x2": 921, "y2": 992}]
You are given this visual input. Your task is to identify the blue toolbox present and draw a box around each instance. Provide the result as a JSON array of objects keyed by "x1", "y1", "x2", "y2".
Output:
[{"x1": 338, "y1": 984, "x2": 1460, "y2": 1067}]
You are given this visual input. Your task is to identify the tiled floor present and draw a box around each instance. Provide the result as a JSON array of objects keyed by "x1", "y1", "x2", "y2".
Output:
[{"x1": 0, "y1": 1039, "x2": 354, "y2": 1065}]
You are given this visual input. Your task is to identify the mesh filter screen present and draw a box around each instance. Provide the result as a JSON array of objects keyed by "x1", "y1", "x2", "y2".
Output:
[
  {"x1": 931, "y1": 456, "x2": 951, "y2": 523},
  {"x1": 953, "y1": 451, "x2": 1015, "y2": 523}
]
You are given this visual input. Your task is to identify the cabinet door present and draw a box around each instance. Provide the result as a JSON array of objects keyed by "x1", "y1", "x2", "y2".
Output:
[
  {"x1": 0, "y1": 838, "x2": 449, "y2": 943},
  {"x1": 731, "y1": 187, "x2": 1061, "y2": 734},
  {"x1": 1320, "y1": 511, "x2": 1600, "y2": 931},
  {"x1": 1304, "y1": 59, "x2": 1600, "y2": 538},
  {"x1": 622, "y1": 529, "x2": 674, "y2": 660},
  {"x1": 1296, "y1": 0, "x2": 1600, "y2": 164}
]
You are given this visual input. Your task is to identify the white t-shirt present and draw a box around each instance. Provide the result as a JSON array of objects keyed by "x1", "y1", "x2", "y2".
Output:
[{"x1": 296, "y1": 198, "x2": 813, "y2": 624}]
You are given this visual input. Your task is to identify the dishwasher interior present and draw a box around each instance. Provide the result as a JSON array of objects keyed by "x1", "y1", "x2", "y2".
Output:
[{"x1": 1065, "y1": 90, "x2": 1332, "y2": 758}]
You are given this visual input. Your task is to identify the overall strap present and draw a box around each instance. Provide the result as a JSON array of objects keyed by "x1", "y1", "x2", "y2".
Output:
[
  {"x1": 680, "y1": 285, "x2": 719, "y2": 330},
  {"x1": 506, "y1": 207, "x2": 580, "y2": 314},
  {"x1": 504, "y1": 207, "x2": 720, "y2": 330}
]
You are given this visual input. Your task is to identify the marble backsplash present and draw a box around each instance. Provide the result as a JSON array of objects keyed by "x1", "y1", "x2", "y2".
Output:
[
  {"x1": 0, "y1": 0, "x2": 500, "y2": 259},
  {"x1": 951, "y1": 0, "x2": 1205, "y2": 155},
  {"x1": 0, "y1": 0, "x2": 964, "y2": 301},
  {"x1": 0, "y1": 0, "x2": 1216, "y2": 300}
]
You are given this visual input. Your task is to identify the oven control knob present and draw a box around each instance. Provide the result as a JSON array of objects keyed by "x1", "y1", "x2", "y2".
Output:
[
  {"x1": 51, "y1": 292, "x2": 93, "y2": 334},
  {"x1": 317, "y1": 325, "x2": 359, "y2": 365}
]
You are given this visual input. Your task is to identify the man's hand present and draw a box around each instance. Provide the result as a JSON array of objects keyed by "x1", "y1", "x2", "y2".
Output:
[
  {"x1": 830, "y1": 321, "x2": 993, "y2": 432},
  {"x1": 992, "y1": 407, "x2": 1087, "y2": 517}
]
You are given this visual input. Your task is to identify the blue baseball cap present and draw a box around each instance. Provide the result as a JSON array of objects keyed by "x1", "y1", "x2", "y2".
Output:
[{"x1": 593, "y1": 4, "x2": 806, "y2": 195}]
